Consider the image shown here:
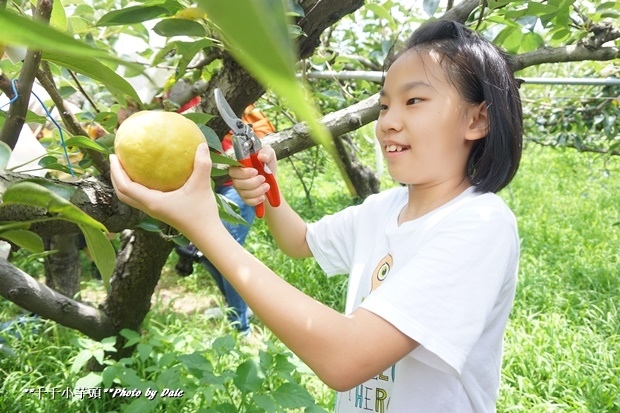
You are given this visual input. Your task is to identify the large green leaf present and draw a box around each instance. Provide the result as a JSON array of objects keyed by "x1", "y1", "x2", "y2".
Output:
[
  {"x1": 2, "y1": 181, "x2": 107, "y2": 232},
  {"x1": 0, "y1": 9, "x2": 118, "y2": 61},
  {"x1": 96, "y1": 5, "x2": 171, "y2": 26},
  {"x1": 0, "y1": 142, "x2": 11, "y2": 171},
  {"x1": 197, "y1": 0, "x2": 354, "y2": 194},
  {"x1": 79, "y1": 224, "x2": 115, "y2": 288},
  {"x1": 233, "y1": 360, "x2": 264, "y2": 393},
  {"x1": 0, "y1": 229, "x2": 44, "y2": 253},
  {"x1": 43, "y1": 51, "x2": 142, "y2": 105},
  {"x1": 64, "y1": 136, "x2": 112, "y2": 155},
  {"x1": 12, "y1": 178, "x2": 76, "y2": 202},
  {"x1": 1, "y1": 181, "x2": 115, "y2": 287},
  {"x1": 153, "y1": 18, "x2": 206, "y2": 37}
]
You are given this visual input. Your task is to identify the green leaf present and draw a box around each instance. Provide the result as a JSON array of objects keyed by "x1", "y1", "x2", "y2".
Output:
[
  {"x1": 101, "y1": 365, "x2": 118, "y2": 388},
  {"x1": 93, "y1": 112, "x2": 120, "y2": 131},
  {"x1": 0, "y1": 9, "x2": 121, "y2": 62},
  {"x1": 210, "y1": 152, "x2": 241, "y2": 167},
  {"x1": 0, "y1": 230, "x2": 44, "y2": 253},
  {"x1": 137, "y1": 343, "x2": 153, "y2": 362},
  {"x1": 0, "y1": 141, "x2": 11, "y2": 171},
  {"x1": 364, "y1": 3, "x2": 395, "y2": 26},
  {"x1": 120, "y1": 329, "x2": 142, "y2": 347},
  {"x1": 521, "y1": 32, "x2": 544, "y2": 52},
  {"x1": 15, "y1": 178, "x2": 76, "y2": 201},
  {"x1": 2, "y1": 182, "x2": 107, "y2": 231},
  {"x1": 43, "y1": 51, "x2": 142, "y2": 105},
  {"x1": 124, "y1": 397, "x2": 157, "y2": 413},
  {"x1": 117, "y1": 366, "x2": 145, "y2": 389},
  {"x1": 212, "y1": 335, "x2": 235, "y2": 356},
  {"x1": 153, "y1": 18, "x2": 206, "y2": 37},
  {"x1": 487, "y1": 0, "x2": 516, "y2": 9},
  {"x1": 71, "y1": 349, "x2": 94, "y2": 373},
  {"x1": 49, "y1": 0, "x2": 68, "y2": 32},
  {"x1": 252, "y1": 394, "x2": 278, "y2": 412},
  {"x1": 233, "y1": 360, "x2": 264, "y2": 393},
  {"x1": 101, "y1": 336, "x2": 118, "y2": 352},
  {"x1": 271, "y1": 382, "x2": 314, "y2": 408},
  {"x1": 136, "y1": 216, "x2": 168, "y2": 233},
  {"x1": 37, "y1": 158, "x2": 73, "y2": 174},
  {"x1": 64, "y1": 136, "x2": 112, "y2": 155},
  {"x1": 75, "y1": 372, "x2": 102, "y2": 390},
  {"x1": 184, "y1": 112, "x2": 215, "y2": 125},
  {"x1": 79, "y1": 224, "x2": 116, "y2": 288},
  {"x1": 422, "y1": 0, "x2": 441, "y2": 17},
  {"x1": 179, "y1": 352, "x2": 214, "y2": 378},
  {"x1": 96, "y1": 5, "x2": 171, "y2": 26},
  {"x1": 200, "y1": 125, "x2": 223, "y2": 153},
  {"x1": 216, "y1": 193, "x2": 248, "y2": 226},
  {"x1": 196, "y1": 0, "x2": 353, "y2": 194}
]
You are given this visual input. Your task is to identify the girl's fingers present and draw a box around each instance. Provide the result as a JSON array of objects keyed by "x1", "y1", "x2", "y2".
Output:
[
  {"x1": 229, "y1": 165, "x2": 258, "y2": 180},
  {"x1": 184, "y1": 143, "x2": 215, "y2": 192},
  {"x1": 236, "y1": 184, "x2": 270, "y2": 206}
]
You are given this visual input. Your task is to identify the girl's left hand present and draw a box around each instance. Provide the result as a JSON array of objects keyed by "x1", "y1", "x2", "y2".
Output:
[{"x1": 110, "y1": 143, "x2": 219, "y2": 234}]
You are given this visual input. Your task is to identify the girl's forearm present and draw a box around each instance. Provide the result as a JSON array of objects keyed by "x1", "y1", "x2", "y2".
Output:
[
  {"x1": 183, "y1": 217, "x2": 417, "y2": 392},
  {"x1": 263, "y1": 196, "x2": 312, "y2": 259}
]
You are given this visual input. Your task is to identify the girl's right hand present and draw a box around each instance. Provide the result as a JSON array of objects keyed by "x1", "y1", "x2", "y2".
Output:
[{"x1": 229, "y1": 145, "x2": 278, "y2": 207}]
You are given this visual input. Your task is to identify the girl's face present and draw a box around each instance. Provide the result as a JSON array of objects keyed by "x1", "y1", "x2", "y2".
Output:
[{"x1": 376, "y1": 49, "x2": 487, "y2": 188}]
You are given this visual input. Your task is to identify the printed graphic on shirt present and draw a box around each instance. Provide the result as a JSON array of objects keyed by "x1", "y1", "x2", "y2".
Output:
[
  {"x1": 337, "y1": 365, "x2": 396, "y2": 413},
  {"x1": 371, "y1": 254, "x2": 393, "y2": 293}
]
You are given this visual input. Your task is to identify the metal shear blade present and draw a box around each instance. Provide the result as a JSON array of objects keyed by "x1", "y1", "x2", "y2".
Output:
[{"x1": 214, "y1": 88, "x2": 244, "y2": 135}]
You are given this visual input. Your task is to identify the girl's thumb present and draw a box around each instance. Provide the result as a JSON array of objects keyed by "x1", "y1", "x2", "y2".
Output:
[{"x1": 187, "y1": 143, "x2": 213, "y2": 185}]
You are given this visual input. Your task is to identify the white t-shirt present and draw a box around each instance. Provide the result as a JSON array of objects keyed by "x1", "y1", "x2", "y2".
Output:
[{"x1": 306, "y1": 186, "x2": 519, "y2": 412}]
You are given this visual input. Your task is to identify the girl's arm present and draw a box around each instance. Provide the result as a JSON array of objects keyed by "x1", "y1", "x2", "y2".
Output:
[
  {"x1": 110, "y1": 145, "x2": 418, "y2": 391},
  {"x1": 229, "y1": 146, "x2": 311, "y2": 259}
]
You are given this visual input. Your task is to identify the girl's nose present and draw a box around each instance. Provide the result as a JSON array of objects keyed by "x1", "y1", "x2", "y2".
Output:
[{"x1": 377, "y1": 107, "x2": 403, "y2": 133}]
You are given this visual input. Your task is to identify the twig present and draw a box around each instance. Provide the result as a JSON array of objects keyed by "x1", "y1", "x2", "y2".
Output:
[{"x1": 68, "y1": 70, "x2": 100, "y2": 113}]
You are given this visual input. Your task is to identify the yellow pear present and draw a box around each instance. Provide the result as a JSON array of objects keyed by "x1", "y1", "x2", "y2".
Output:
[{"x1": 114, "y1": 111, "x2": 206, "y2": 192}]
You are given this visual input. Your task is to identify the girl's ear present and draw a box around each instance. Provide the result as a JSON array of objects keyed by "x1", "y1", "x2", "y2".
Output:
[{"x1": 465, "y1": 101, "x2": 489, "y2": 141}]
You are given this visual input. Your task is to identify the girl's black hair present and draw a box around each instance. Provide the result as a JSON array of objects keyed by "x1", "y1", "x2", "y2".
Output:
[{"x1": 396, "y1": 20, "x2": 523, "y2": 193}]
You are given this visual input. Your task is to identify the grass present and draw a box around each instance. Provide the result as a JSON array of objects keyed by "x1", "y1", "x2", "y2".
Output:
[
  {"x1": 498, "y1": 144, "x2": 619, "y2": 412},
  {"x1": 1, "y1": 143, "x2": 619, "y2": 412}
]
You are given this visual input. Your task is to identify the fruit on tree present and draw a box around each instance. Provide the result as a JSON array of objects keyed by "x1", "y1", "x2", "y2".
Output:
[{"x1": 114, "y1": 110, "x2": 206, "y2": 191}]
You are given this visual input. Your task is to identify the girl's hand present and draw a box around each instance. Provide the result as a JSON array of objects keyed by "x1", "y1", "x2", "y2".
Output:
[
  {"x1": 229, "y1": 145, "x2": 277, "y2": 207},
  {"x1": 110, "y1": 143, "x2": 219, "y2": 233}
]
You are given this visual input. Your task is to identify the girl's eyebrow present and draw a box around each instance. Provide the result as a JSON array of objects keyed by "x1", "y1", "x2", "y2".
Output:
[{"x1": 380, "y1": 80, "x2": 432, "y2": 96}]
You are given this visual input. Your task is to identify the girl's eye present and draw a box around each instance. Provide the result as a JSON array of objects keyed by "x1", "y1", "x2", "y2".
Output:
[
  {"x1": 379, "y1": 103, "x2": 388, "y2": 111},
  {"x1": 407, "y1": 98, "x2": 421, "y2": 105}
]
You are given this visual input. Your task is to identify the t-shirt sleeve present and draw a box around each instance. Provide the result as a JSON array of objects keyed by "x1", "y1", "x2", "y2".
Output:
[
  {"x1": 306, "y1": 204, "x2": 362, "y2": 277},
  {"x1": 359, "y1": 203, "x2": 519, "y2": 374}
]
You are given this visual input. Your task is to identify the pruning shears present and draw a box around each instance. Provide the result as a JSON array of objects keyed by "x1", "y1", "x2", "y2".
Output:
[{"x1": 214, "y1": 88, "x2": 281, "y2": 218}]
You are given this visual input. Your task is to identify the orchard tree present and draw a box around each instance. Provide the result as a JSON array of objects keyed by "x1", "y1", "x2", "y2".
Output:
[{"x1": 0, "y1": 0, "x2": 618, "y2": 359}]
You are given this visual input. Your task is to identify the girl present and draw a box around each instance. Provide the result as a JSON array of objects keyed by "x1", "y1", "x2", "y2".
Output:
[{"x1": 111, "y1": 20, "x2": 522, "y2": 412}]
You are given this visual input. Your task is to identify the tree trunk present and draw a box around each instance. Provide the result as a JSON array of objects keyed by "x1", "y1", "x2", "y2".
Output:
[
  {"x1": 334, "y1": 134, "x2": 381, "y2": 199},
  {"x1": 44, "y1": 234, "x2": 82, "y2": 300},
  {"x1": 101, "y1": 229, "x2": 174, "y2": 359}
]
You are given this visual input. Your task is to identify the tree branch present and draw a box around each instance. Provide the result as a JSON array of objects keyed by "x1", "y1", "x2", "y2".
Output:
[
  {"x1": 35, "y1": 63, "x2": 111, "y2": 177},
  {"x1": 512, "y1": 45, "x2": 620, "y2": 72},
  {"x1": 0, "y1": 0, "x2": 50, "y2": 149},
  {"x1": 0, "y1": 258, "x2": 116, "y2": 341}
]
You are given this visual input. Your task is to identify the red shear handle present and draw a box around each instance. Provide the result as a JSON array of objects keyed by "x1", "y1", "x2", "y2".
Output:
[{"x1": 239, "y1": 153, "x2": 281, "y2": 218}]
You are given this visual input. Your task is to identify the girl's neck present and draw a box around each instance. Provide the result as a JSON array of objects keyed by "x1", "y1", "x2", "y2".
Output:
[{"x1": 398, "y1": 179, "x2": 472, "y2": 225}]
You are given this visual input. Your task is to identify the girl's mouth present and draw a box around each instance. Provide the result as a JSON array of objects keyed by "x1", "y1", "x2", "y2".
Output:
[{"x1": 385, "y1": 144, "x2": 410, "y2": 153}]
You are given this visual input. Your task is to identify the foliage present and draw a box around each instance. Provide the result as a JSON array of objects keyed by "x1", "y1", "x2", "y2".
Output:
[{"x1": 520, "y1": 62, "x2": 619, "y2": 154}]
